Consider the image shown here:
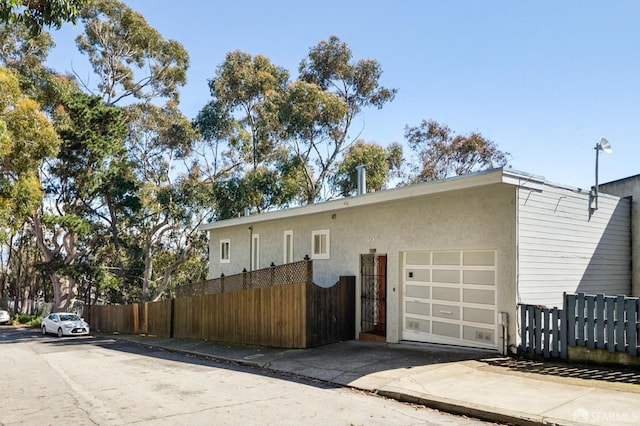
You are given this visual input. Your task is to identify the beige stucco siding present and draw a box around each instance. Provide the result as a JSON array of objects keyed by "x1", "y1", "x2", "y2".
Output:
[
  {"x1": 207, "y1": 183, "x2": 518, "y2": 347},
  {"x1": 517, "y1": 184, "x2": 632, "y2": 306}
]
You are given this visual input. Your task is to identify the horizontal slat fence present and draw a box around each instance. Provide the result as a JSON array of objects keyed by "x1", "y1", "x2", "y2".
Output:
[
  {"x1": 519, "y1": 292, "x2": 640, "y2": 359},
  {"x1": 91, "y1": 261, "x2": 356, "y2": 348}
]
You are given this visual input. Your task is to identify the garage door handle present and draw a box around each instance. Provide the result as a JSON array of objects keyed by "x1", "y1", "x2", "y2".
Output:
[{"x1": 439, "y1": 310, "x2": 452, "y2": 314}]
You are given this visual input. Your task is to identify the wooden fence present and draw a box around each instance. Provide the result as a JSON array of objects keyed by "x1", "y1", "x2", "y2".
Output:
[
  {"x1": 519, "y1": 292, "x2": 640, "y2": 359},
  {"x1": 91, "y1": 260, "x2": 355, "y2": 348}
]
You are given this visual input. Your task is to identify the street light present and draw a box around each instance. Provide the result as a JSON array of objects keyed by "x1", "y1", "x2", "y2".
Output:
[{"x1": 593, "y1": 137, "x2": 612, "y2": 211}]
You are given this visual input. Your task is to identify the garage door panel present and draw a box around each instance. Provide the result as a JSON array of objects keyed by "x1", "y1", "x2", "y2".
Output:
[
  {"x1": 406, "y1": 317, "x2": 429, "y2": 332},
  {"x1": 406, "y1": 269, "x2": 430, "y2": 282},
  {"x1": 463, "y1": 270, "x2": 495, "y2": 285},
  {"x1": 432, "y1": 321, "x2": 460, "y2": 338},
  {"x1": 433, "y1": 251, "x2": 460, "y2": 265},
  {"x1": 403, "y1": 250, "x2": 497, "y2": 350},
  {"x1": 432, "y1": 269, "x2": 460, "y2": 284},
  {"x1": 463, "y1": 251, "x2": 495, "y2": 266},
  {"x1": 406, "y1": 284, "x2": 430, "y2": 298},
  {"x1": 463, "y1": 289, "x2": 495, "y2": 305},
  {"x1": 463, "y1": 307, "x2": 495, "y2": 325},
  {"x1": 406, "y1": 301, "x2": 430, "y2": 316},
  {"x1": 432, "y1": 286, "x2": 459, "y2": 302},
  {"x1": 463, "y1": 326, "x2": 495, "y2": 344},
  {"x1": 432, "y1": 303, "x2": 460, "y2": 320}
]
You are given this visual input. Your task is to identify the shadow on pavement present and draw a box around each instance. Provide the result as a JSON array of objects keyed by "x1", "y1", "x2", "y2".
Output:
[{"x1": 482, "y1": 357, "x2": 640, "y2": 385}]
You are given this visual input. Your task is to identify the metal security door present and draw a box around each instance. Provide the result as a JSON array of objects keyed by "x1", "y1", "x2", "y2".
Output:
[{"x1": 361, "y1": 254, "x2": 387, "y2": 337}]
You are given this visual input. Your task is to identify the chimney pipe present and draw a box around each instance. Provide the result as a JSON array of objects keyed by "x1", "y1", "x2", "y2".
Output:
[{"x1": 355, "y1": 165, "x2": 366, "y2": 195}]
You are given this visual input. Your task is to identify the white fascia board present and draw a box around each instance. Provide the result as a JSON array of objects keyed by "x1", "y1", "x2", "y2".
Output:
[
  {"x1": 501, "y1": 169, "x2": 545, "y2": 191},
  {"x1": 199, "y1": 168, "x2": 536, "y2": 232}
]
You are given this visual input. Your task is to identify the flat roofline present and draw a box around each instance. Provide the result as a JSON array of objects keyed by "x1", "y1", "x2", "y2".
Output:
[
  {"x1": 600, "y1": 173, "x2": 640, "y2": 186},
  {"x1": 200, "y1": 168, "x2": 547, "y2": 231}
]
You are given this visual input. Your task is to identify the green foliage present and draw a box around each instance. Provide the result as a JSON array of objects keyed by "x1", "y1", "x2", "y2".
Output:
[
  {"x1": 15, "y1": 313, "x2": 42, "y2": 325},
  {"x1": 197, "y1": 50, "x2": 289, "y2": 172},
  {"x1": 332, "y1": 140, "x2": 390, "y2": 197},
  {"x1": 77, "y1": 0, "x2": 189, "y2": 104},
  {"x1": 404, "y1": 119, "x2": 510, "y2": 183},
  {"x1": 0, "y1": 0, "x2": 88, "y2": 35},
  {"x1": 0, "y1": 66, "x2": 61, "y2": 230}
]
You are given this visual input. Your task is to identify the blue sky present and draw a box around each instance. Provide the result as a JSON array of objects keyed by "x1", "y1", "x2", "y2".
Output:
[{"x1": 45, "y1": 1, "x2": 639, "y2": 189}]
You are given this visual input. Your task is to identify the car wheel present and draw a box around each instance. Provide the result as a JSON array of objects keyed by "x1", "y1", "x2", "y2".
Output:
[
  {"x1": 42, "y1": 326, "x2": 47, "y2": 335},
  {"x1": 57, "y1": 328, "x2": 63, "y2": 338}
]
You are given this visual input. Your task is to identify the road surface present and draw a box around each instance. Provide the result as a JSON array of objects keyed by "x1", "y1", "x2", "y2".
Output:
[{"x1": 0, "y1": 326, "x2": 498, "y2": 425}]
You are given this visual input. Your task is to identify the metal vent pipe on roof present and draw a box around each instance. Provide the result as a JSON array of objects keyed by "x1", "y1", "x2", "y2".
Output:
[{"x1": 356, "y1": 165, "x2": 366, "y2": 195}]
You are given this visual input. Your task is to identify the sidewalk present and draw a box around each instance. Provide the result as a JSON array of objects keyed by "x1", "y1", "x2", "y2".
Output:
[{"x1": 104, "y1": 333, "x2": 640, "y2": 426}]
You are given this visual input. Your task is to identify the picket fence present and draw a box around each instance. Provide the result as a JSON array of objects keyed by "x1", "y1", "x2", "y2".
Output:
[{"x1": 519, "y1": 293, "x2": 640, "y2": 359}]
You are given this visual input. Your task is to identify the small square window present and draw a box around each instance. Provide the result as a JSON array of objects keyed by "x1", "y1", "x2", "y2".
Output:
[
  {"x1": 311, "y1": 230, "x2": 330, "y2": 259},
  {"x1": 220, "y1": 239, "x2": 230, "y2": 263}
]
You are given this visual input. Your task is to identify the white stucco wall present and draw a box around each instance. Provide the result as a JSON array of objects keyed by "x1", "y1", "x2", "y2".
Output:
[{"x1": 206, "y1": 183, "x2": 518, "y2": 350}]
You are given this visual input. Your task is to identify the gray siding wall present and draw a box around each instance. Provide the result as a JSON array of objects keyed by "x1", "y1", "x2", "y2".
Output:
[
  {"x1": 206, "y1": 184, "x2": 518, "y2": 348},
  {"x1": 517, "y1": 184, "x2": 631, "y2": 307},
  {"x1": 600, "y1": 176, "x2": 640, "y2": 297}
]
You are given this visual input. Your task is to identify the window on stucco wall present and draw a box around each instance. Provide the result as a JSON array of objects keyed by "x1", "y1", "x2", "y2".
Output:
[
  {"x1": 220, "y1": 239, "x2": 230, "y2": 263},
  {"x1": 312, "y1": 229, "x2": 330, "y2": 259},
  {"x1": 284, "y1": 230, "x2": 293, "y2": 264}
]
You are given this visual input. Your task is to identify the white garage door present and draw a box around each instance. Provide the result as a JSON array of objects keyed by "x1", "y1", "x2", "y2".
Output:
[{"x1": 402, "y1": 250, "x2": 497, "y2": 349}]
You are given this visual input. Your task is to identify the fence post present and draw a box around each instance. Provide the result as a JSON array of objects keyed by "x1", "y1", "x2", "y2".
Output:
[
  {"x1": 577, "y1": 293, "x2": 586, "y2": 346},
  {"x1": 566, "y1": 294, "x2": 576, "y2": 347},
  {"x1": 606, "y1": 296, "x2": 615, "y2": 352},
  {"x1": 586, "y1": 295, "x2": 595, "y2": 349},
  {"x1": 596, "y1": 294, "x2": 605, "y2": 349},
  {"x1": 551, "y1": 307, "x2": 559, "y2": 358},
  {"x1": 304, "y1": 255, "x2": 312, "y2": 285},
  {"x1": 616, "y1": 295, "x2": 625, "y2": 352},
  {"x1": 242, "y1": 268, "x2": 247, "y2": 290},
  {"x1": 543, "y1": 307, "x2": 550, "y2": 358},
  {"x1": 270, "y1": 262, "x2": 276, "y2": 287},
  {"x1": 519, "y1": 304, "x2": 527, "y2": 353},
  {"x1": 220, "y1": 273, "x2": 225, "y2": 294},
  {"x1": 626, "y1": 298, "x2": 637, "y2": 356}
]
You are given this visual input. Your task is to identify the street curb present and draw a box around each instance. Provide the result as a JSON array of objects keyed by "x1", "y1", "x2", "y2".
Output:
[
  {"x1": 106, "y1": 334, "x2": 578, "y2": 426},
  {"x1": 375, "y1": 390, "x2": 575, "y2": 426}
]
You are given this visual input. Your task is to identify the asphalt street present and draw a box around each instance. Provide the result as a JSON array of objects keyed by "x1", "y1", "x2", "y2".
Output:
[{"x1": 0, "y1": 326, "x2": 499, "y2": 425}]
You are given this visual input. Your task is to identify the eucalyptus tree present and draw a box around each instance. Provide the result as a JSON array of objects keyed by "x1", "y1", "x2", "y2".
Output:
[
  {"x1": 0, "y1": 0, "x2": 87, "y2": 35},
  {"x1": 124, "y1": 102, "x2": 210, "y2": 300},
  {"x1": 35, "y1": 91, "x2": 132, "y2": 309},
  {"x1": 76, "y1": 0, "x2": 189, "y2": 105},
  {"x1": 404, "y1": 119, "x2": 510, "y2": 183},
  {"x1": 196, "y1": 51, "x2": 292, "y2": 213},
  {"x1": 280, "y1": 35, "x2": 397, "y2": 203},
  {"x1": 0, "y1": 66, "x2": 61, "y2": 310},
  {"x1": 331, "y1": 140, "x2": 401, "y2": 197}
]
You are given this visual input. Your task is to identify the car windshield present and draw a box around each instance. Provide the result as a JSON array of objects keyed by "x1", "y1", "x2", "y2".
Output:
[{"x1": 60, "y1": 314, "x2": 80, "y2": 321}]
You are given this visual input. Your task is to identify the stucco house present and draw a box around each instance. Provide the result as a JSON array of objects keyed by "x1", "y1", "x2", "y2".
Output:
[{"x1": 200, "y1": 168, "x2": 632, "y2": 353}]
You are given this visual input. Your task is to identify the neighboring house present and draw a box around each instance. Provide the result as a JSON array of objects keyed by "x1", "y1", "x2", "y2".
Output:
[
  {"x1": 200, "y1": 168, "x2": 632, "y2": 353},
  {"x1": 600, "y1": 174, "x2": 639, "y2": 297}
]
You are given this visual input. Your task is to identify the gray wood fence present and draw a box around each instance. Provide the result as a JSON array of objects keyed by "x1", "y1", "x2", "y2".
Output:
[{"x1": 519, "y1": 293, "x2": 640, "y2": 359}]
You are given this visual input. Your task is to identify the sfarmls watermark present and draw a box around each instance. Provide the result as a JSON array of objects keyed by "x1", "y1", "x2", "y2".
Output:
[{"x1": 573, "y1": 408, "x2": 639, "y2": 424}]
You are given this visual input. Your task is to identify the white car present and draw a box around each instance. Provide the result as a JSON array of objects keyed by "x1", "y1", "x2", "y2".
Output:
[
  {"x1": 0, "y1": 309, "x2": 10, "y2": 324},
  {"x1": 41, "y1": 312, "x2": 90, "y2": 337}
]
